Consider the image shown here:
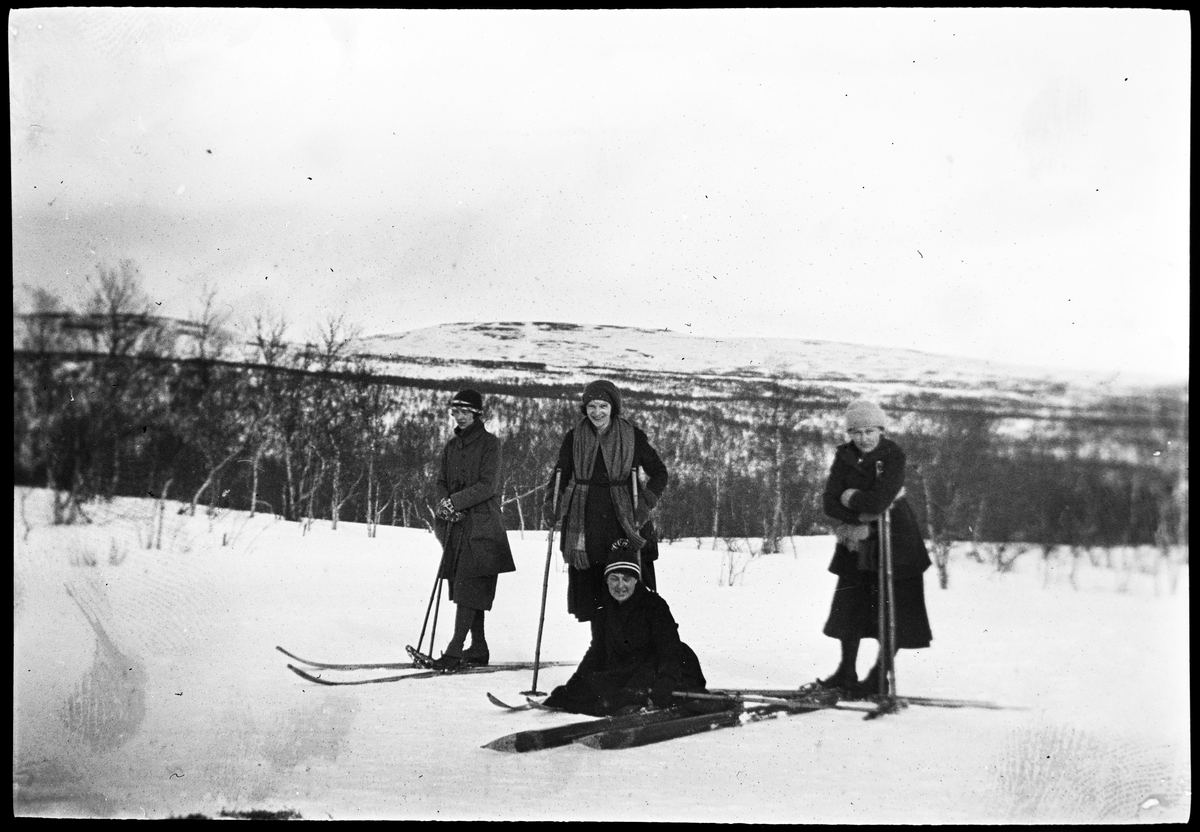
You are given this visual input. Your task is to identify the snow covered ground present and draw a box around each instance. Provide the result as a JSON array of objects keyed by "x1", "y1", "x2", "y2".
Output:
[{"x1": 13, "y1": 488, "x2": 1190, "y2": 822}]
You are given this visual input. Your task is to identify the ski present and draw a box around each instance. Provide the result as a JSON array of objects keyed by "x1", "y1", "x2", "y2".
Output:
[
  {"x1": 286, "y1": 660, "x2": 569, "y2": 687},
  {"x1": 485, "y1": 693, "x2": 560, "y2": 712},
  {"x1": 681, "y1": 689, "x2": 839, "y2": 709},
  {"x1": 487, "y1": 693, "x2": 536, "y2": 711},
  {"x1": 483, "y1": 706, "x2": 689, "y2": 753},
  {"x1": 525, "y1": 696, "x2": 559, "y2": 711},
  {"x1": 287, "y1": 663, "x2": 440, "y2": 686},
  {"x1": 404, "y1": 645, "x2": 573, "y2": 674},
  {"x1": 697, "y1": 690, "x2": 898, "y2": 721},
  {"x1": 489, "y1": 688, "x2": 836, "y2": 716},
  {"x1": 576, "y1": 704, "x2": 801, "y2": 750},
  {"x1": 885, "y1": 694, "x2": 1023, "y2": 711},
  {"x1": 862, "y1": 698, "x2": 905, "y2": 721},
  {"x1": 707, "y1": 686, "x2": 824, "y2": 699},
  {"x1": 710, "y1": 686, "x2": 1020, "y2": 711},
  {"x1": 276, "y1": 645, "x2": 415, "y2": 671}
]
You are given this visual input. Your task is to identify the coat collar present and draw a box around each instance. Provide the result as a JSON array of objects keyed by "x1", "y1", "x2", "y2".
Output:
[{"x1": 836, "y1": 435, "x2": 895, "y2": 467}]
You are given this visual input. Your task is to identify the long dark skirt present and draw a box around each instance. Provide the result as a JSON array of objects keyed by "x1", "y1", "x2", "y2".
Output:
[
  {"x1": 822, "y1": 570, "x2": 932, "y2": 649},
  {"x1": 447, "y1": 574, "x2": 497, "y2": 611},
  {"x1": 567, "y1": 559, "x2": 658, "y2": 622}
]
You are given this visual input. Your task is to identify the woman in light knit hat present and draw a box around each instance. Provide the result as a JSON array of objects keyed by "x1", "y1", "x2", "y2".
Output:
[
  {"x1": 816, "y1": 399, "x2": 932, "y2": 696},
  {"x1": 543, "y1": 379, "x2": 669, "y2": 622}
]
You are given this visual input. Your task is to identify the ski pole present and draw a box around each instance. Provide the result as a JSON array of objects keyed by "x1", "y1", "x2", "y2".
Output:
[
  {"x1": 631, "y1": 468, "x2": 643, "y2": 574},
  {"x1": 416, "y1": 517, "x2": 453, "y2": 654},
  {"x1": 883, "y1": 506, "x2": 898, "y2": 699},
  {"x1": 428, "y1": 576, "x2": 443, "y2": 655},
  {"x1": 874, "y1": 461, "x2": 890, "y2": 699},
  {"x1": 429, "y1": 519, "x2": 466, "y2": 657},
  {"x1": 416, "y1": 569, "x2": 440, "y2": 655},
  {"x1": 876, "y1": 519, "x2": 887, "y2": 697},
  {"x1": 523, "y1": 470, "x2": 560, "y2": 696}
]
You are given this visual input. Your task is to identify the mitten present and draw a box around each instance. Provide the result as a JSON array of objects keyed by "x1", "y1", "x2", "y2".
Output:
[{"x1": 835, "y1": 523, "x2": 870, "y2": 551}]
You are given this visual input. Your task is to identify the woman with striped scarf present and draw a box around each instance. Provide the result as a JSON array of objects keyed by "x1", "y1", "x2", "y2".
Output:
[{"x1": 544, "y1": 380, "x2": 669, "y2": 622}]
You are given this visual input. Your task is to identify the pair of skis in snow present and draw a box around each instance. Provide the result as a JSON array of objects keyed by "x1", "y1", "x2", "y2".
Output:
[
  {"x1": 482, "y1": 688, "x2": 841, "y2": 751},
  {"x1": 279, "y1": 645, "x2": 1022, "y2": 751},
  {"x1": 277, "y1": 645, "x2": 572, "y2": 686},
  {"x1": 481, "y1": 684, "x2": 1026, "y2": 752}
]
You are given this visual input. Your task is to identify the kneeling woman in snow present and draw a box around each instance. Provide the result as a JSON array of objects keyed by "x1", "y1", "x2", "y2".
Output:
[
  {"x1": 818, "y1": 399, "x2": 933, "y2": 695},
  {"x1": 543, "y1": 541, "x2": 707, "y2": 716}
]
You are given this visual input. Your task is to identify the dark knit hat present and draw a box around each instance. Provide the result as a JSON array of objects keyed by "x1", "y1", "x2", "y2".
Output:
[
  {"x1": 580, "y1": 379, "x2": 622, "y2": 418},
  {"x1": 604, "y1": 539, "x2": 641, "y2": 579},
  {"x1": 450, "y1": 389, "x2": 484, "y2": 413}
]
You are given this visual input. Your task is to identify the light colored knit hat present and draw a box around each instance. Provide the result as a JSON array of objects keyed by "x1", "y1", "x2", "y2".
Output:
[{"x1": 844, "y1": 399, "x2": 888, "y2": 431}]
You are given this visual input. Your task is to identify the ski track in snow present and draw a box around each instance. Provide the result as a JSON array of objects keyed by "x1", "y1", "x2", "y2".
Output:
[{"x1": 12, "y1": 488, "x2": 1191, "y2": 821}]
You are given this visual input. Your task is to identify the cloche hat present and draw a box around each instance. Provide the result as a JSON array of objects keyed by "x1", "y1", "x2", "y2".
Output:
[{"x1": 450, "y1": 389, "x2": 484, "y2": 413}]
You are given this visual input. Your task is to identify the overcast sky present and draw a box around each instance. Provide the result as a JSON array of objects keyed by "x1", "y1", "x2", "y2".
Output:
[{"x1": 10, "y1": 8, "x2": 1190, "y2": 381}]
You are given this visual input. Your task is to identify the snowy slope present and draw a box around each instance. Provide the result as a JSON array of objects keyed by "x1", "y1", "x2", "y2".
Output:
[
  {"x1": 357, "y1": 321, "x2": 1088, "y2": 385},
  {"x1": 351, "y1": 322, "x2": 1175, "y2": 419},
  {"x1": 13, "y1": 488, "x2": 1190, "y2": 822}
]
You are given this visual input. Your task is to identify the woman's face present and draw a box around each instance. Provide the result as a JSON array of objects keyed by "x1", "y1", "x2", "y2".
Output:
[
  {"x1": 848, "y1": 427, "x2": 882, "y2": 454},
  {"x1": 450, "y1": 406, "x2": 475, "y2": 428},
  {"x1": 606, "y1": 571, "x2": 637, "y2": 603},
  {"x1": 586, "y1": 400, "x2": 613, "y2": 431}
]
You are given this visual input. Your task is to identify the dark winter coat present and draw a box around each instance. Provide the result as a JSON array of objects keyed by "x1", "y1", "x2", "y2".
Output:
[
  {"x1": 547, "y1": 423, "x2": 669, "y2": 565},
  {"x1": 822, "y1": 436, "x2": 931, "y2": 580},
  {"x1": 577, "y1": 583, "x2": 700, "y2": 680},
  {"x1": 435, "y1": 418, "x2": 516, "y2": 581},
  {"x1": 545, "y1": 582, "x2": 706, "y2": 716}
]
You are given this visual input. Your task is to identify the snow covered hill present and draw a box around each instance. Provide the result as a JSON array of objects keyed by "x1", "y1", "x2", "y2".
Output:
[
  {"x1": 15, "y1": 312, "x2": 1182, "y2": 419},
  {"x1": 351, "y1": 321, "x2": 1176, "y2": 418}
]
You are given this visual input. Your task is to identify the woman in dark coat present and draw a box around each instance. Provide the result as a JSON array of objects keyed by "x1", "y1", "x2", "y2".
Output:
[
  {"x1": 544, "y1": 379, "x2": 669, "y2": 622},
  {"x1": 819, "y1": 399, "x2": 932, "y2": 695},
  {"x1": 430, "y1": 389, "x2": 516, "y2": 671},
  {"x1": 543, "y1": 541, "x2": 707, "y2": 716}
]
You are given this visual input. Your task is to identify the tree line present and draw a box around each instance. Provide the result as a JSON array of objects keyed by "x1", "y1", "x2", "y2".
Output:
[{"x1": 14, "y1": 262, "x2": 1189, "y2": 584}]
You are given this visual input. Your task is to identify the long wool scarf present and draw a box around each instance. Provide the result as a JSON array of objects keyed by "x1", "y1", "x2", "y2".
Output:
[{"x1": 560, "y1": 416, "x2": 645, "y2": 562}]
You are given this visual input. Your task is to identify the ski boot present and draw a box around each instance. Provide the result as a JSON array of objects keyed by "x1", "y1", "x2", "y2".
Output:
[
  {"x1": 431, "y1": 653, "x2": 467, "y2": 673},
  {"x1": 462, "y1": 645, "x2": 490, "y2": 667},
  {"x1": 815, "y1": 670, "x2": 859, "y2": 698}
]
